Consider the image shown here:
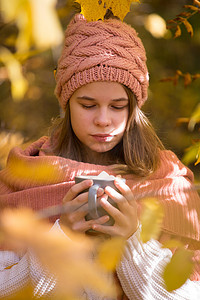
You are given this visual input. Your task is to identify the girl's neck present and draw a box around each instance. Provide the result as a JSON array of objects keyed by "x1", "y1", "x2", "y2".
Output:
[
  {"x1": 83, "y1": 149, "x2": 111, "y2": 165},
  {"x1": 81, "y1": 143, "x2": 124, "y2": 165}
]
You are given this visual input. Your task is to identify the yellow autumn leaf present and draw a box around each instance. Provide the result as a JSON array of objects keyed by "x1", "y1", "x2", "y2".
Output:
[
  {"x1": 0, "y1": 0, "x2": 24, "y2": 21},
  {"x1": 75, "y1": 0, "x2": 140, "y2": 21},
  {"x1": 107, "y1": 0, "x2": 140, "y2": 21},
  {"x1": 1, "y1": 0, "x2": 63, "y2": 51},
  {"x1": 5, "y1": 285, "x2": 34, "y2": 300},
  {"x1": 0, "y1": 131, "x2": 24, "y2": 169},
  {"x1": 30, "y1": 0, "x2": 63, "y2": 49},
  {"x1": 15, "y1": 5, "x2": 32, "y2": 52},
  {"x1": 0, "y1": 0, "x2": 32, "y2": 52},
  {"x1": 163, "y1": 248, "x2": 194, "y2": 291},
  {"x1": 140, "y1": 198, "x2": 164, "y2": 243},
  {"x1": 7, "y1": 156, "x2": 64, "y2": 185},
  {"x1": 0, "y1": 47, "x2": 28, "y2": 100},
  {"x1": 75, "y1": 0, "x2": 107, "y2": 21},
  {"x1": 97, "y1": 236, "x2": 126, "y2": 271},
  {"x1": 162, "y1": 239, "x2": 184, "y2": 249},
  {"x1": 0, "y1": 208, "x2": 115, "y2": 298}
]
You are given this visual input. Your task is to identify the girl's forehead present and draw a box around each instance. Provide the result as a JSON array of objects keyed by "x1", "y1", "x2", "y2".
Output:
[{"x1": 72, "y1": 81, "x2": 129, "y2": 100}]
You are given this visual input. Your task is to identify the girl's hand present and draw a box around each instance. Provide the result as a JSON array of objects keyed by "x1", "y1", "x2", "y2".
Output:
[
  {"x1": 91, "y1": 177, "x2": 138, "y2": 239},
  {"x1": 60, "y1": 180, "x2": 109, "y2": 233}
]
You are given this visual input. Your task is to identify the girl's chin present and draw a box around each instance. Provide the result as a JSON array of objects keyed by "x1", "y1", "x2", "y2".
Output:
[{"x1": 89, "y1": 145, "x2": 114, "y2": 153}]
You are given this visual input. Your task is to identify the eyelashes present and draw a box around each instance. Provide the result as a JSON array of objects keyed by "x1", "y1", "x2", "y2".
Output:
[{"x1": 81, "y1": 104, "x2": 127, "y2": 110}]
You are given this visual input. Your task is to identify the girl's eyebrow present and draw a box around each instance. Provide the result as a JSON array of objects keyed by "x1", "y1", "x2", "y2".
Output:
[
  {"x1": 77, "y1": 96, "x2": 95, "y2": 101},
  {"x1": 77, "y1": 96, "x2": 128, "y2": 102}
]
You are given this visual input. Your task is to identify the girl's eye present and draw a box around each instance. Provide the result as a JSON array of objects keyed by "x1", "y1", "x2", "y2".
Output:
[
  {"x1": 112, "y1": 106, "x2": 127, "y2": 110},
  {"x1": 81, "y1": 104, "x2": 95, "y2": 109}
]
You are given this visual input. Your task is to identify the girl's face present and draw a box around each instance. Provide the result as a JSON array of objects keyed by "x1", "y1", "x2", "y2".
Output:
[{"x1": 69, "y1": 81, "x2": 129, "y2": 156}]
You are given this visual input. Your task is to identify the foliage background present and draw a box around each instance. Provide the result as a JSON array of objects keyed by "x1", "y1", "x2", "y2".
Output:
[{"x1": 0, "y1": 0, "x2": 200, "y2": 177}]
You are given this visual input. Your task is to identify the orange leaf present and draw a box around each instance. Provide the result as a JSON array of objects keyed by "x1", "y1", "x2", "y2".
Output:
[
  {"x1": 160, "y1": 77, "x2": 176, "y2": 83},
  {"x1": 182, "y1": 19, "x2": 193, "y2": 37},
  {"x1": 183, "y1": 5, "x2": 199, "y2": 11},
  {"x1": 177, "y1": 12, "x2": 192, "y2": 17},
  {"x1": 176, "y1": 70, "x2": 183, "y2": 76},
  {"x1": 173, "y1": 73, "x2": 180, "y2": 86},
  {"x1": 176, "y1": 117, "x2": 190, "y2": 126},
  {"x1": 167, "y1": 19, "x2": 176, "y2": 24},
  {"x1": 194, "y1": 0, "x2": 200, "y2": 8},
  {"x1": 174, "y1": 25, "x2": 181, "y2": 38},
  {"x1": 193, "y1": 73, "x2": 200, "y2": 79},
  {"x1": 184, "y1": 73, "x2": 192, "y2": 87}
]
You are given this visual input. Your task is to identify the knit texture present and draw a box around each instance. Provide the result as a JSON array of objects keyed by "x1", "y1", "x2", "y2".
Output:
[
  {"x1": 0, "y1": 136, "x2": 199, "y2": 243},
  {"x1": 0, "y1": 223, "x2": 200, "y2": 299},
  {"x1": 117, "y1": 229, "x2": 200, "y2": 299},
  {"x1": 0, "y1": 137, "x2": 199, "y2": 287},
  {"x1": 55, "y1": 14, "x2": 149, "y2": 110}
]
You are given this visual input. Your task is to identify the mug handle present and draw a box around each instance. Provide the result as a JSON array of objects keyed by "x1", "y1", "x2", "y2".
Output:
[{"x1": 88, "y1": 184, "x2": 100, "y2": 219}]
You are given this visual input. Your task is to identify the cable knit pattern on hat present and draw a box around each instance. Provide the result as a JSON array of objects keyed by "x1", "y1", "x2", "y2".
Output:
[{"x1": 55, "y1": 14, "x2": 149, "y2": 110}]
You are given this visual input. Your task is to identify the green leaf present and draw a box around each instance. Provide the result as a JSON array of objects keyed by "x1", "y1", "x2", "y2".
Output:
[
  {"x1": 182, "y1": 142, "x2": 200, "y2": 165},
  {"x1": 188, "y1": 103, "x2": 200, "y2": 131}
]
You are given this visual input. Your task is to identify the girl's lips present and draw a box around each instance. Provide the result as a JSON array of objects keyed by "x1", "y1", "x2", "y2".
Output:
[{"x1": 92, "y1": 135, "x2": 114, "y2": 142}]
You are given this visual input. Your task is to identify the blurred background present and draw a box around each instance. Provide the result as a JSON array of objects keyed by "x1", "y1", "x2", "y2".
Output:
[{"x1": 0, "y1": 0, "x2": 199, "y2": 177}]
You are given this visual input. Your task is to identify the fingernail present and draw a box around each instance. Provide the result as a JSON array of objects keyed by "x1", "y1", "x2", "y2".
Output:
[
  {"x1": 86, "y1": 179, "x2": 93, "y2": 185},
  {"x1": 103, "y1": 215, "x2": 109, "y2": 221},
  {"x1": 105, "y1": 186, "x2": 112, "y2": 192},
  {"x1": 97, "y1": 187, "x2": 104, "y2": 195},
  {"x1": 100, "y1": 197, "x2": 107, "y2": 204},
  {"x1": 115, "y1": 177, "x2": 121, "y2": 184}
]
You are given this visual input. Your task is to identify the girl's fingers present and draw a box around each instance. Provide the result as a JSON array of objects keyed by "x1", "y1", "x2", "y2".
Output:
[
  {"x1": 63, "y1": 191, "x2": 89, "y2": 213},
  {"x1": 72, "y1": 215, "x2": 110, "y2": 232},
  {"x1": 114, "y1": 178, "x2": 135, "y2": 203},
  {"x1": 104, "y1": 186, "x2": 130, "y2": 213},
  {"x1": 91, "y1": 223, "x2": 115, "y2": 236},
  {"x1": 64, "y1": 187, "x2": 104, "y2": 212},
  {"x1": 67, "y1": 203, "x2": 89, "y2": 223},
  {"x1": 99, "y1": 197, "x2": 122, "y2": 221},
  {"x1": 63, "y1": 180, "x2": 93, "y2": 203}
]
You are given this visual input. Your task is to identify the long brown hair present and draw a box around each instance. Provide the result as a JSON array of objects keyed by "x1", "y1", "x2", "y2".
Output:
[{"x1": 48, "y1": 85, "x2": 164, "y2": 177}]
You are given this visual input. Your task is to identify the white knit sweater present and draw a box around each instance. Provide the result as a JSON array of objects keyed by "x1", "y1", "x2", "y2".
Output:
[{"x1": 0, "y1": 220, "x2": 200, "y2": 299}]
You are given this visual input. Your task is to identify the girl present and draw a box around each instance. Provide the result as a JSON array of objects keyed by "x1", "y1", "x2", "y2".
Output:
[{"x1": 0, "y1": 12, "x2": 199, "y2": 299}]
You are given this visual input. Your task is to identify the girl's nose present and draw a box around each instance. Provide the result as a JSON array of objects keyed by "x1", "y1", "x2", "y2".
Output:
[{"x1": 94, "y1": 108, "x2": 111, "y2": 127}]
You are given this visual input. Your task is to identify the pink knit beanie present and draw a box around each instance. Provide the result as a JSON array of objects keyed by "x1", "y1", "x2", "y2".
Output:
[{"x1": 55, "y1": 14, "x2": 149, "y2": 110}]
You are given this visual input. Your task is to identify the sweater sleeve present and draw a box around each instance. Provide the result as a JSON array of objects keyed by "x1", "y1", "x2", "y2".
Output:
[
  {"x1": 0, "y1": 221, "x2": 62, "y2": 299},
  {"x1": 116, "y1": 229, "x2": 200, "y2": 300}
]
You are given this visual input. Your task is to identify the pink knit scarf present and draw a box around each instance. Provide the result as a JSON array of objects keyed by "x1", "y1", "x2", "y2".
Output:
[{"x1": 0, "y1": 136, "x2": 199, "y2": 244}]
